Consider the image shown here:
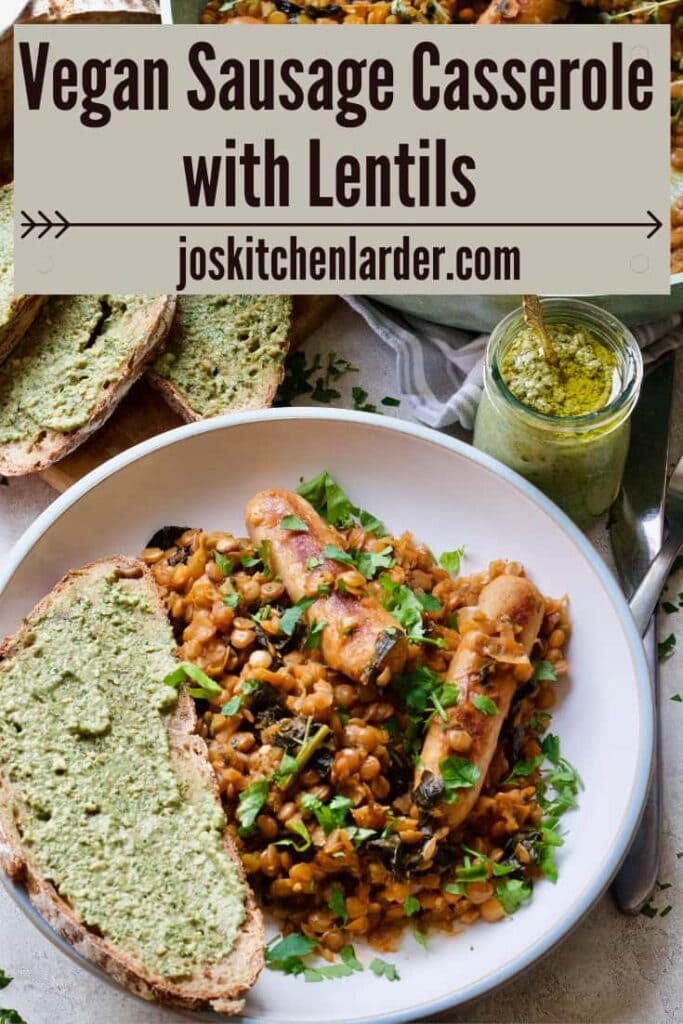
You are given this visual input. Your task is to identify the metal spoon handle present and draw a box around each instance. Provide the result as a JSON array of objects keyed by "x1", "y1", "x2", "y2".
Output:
[
  {"x1": 630, "y1": 528, "x2": 683, "y2": 636},
  {"x1": 611, "y1": 616, "x2": 661, "y2": 913}
]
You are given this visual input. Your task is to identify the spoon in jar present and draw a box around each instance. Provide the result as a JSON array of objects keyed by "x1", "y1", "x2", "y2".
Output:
[{"x1": 522, "y1": 295, "x2": 557, "y2": 365}]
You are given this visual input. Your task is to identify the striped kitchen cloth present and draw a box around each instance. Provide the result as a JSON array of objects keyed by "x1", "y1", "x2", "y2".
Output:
[{"x1": 346, "y1": 297, "x2": 683, "y2": 431}]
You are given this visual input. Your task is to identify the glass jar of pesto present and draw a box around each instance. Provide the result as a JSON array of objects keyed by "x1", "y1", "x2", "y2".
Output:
[{"x1": 473, "y1": 299, "x2": 643, "y2": 524}]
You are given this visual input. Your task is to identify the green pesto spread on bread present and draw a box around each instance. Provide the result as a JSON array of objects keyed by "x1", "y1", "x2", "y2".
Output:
[
  {"x1": 153, "y1": 294, "x2": 291, "y2": 418},
  {"x1": 0, "y1": 184, "x2": 16, "y2": 335},
  {"x1": 0, "y1": 567, "x2": 247, "y2": 979},
  {"x1": 0, "y1": 295, "x2": 161, "y2": 443}
]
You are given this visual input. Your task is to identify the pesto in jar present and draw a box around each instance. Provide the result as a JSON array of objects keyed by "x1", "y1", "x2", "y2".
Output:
[
  {"x1": 499, "y1": 324, "x2": 618, "y2": 418},
  {"x1": 473, "y1": 301, "x2": 643, "y2": 525}
]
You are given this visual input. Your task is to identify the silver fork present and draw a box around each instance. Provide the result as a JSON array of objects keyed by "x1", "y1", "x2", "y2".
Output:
[{"x1": 630, "y1": 454, "x2": 683, "y2": 636}]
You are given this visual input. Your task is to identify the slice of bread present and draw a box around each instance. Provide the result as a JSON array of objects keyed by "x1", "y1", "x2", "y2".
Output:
[
  {"x1": 22, "y1": 1, "x2": 161, "y2": 24},
  {"x1": 0, "y1": 557, "x2": 263, "y2": 1013},
  {"x1": 0, "y1": 293, "x2": 176, "y2": 475},
  {"x1": 148, "y1": 294, "x2": 292, "y2": 422},
  {"x1": 0, "y1": 183, "x2": 45, "y2": 364}
]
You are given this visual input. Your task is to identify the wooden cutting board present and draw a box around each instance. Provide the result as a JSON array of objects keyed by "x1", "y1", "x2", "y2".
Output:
[{"x1": 39, "y1": 295, "x2": 340, "y2": 494}]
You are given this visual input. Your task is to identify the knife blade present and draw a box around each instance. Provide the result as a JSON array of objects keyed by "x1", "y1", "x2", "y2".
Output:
[{"x1": 610, "y1": 351, "x2": 674, "y2": 913}]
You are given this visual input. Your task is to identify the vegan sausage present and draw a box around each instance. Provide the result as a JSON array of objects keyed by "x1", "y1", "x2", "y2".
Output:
[
  {"x1": 416, "y1": 573, "x2": 545, "y2": 828},
  {"x1": 245, "y1": 489, "x2": 409, "y2": 685}
]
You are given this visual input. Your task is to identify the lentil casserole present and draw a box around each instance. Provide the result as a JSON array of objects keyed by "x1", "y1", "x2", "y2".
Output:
[{"x1": 142, "y1": 472, "x2": 578, "y2": 965}]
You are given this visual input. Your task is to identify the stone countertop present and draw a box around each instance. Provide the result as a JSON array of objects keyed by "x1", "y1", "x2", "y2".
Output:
[{"x1": 0, "y1": 303, "x2": 682, "y2": 1024}]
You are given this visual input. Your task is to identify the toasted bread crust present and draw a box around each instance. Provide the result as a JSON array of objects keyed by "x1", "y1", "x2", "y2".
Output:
[
  {"x1": 0, "y1": 296, "x2": 176, "y2": 476},
  {"x1": 0, "y1": 558, "x2": 264, "y2": 1012},
  {"x1": 147, "y1": 362, "x2": 286, "y2": 423},
  {"x1": 0, "y1": 295, "x2": 46, "y2": 365},
  {"x1": 21, "y1": 1, "x2": 160, "y2": 23}
]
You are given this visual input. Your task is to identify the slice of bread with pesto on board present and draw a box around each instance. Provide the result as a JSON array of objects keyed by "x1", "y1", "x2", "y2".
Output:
[
  {"x1": 148, "y1": 294, "x2": 292, "y2": 421},
  {"x1": 0, "y1": 183, "x2": 45, "y2": 364},
  {"x1": 0, "y1": 293, "x2": 176, "y2": 475},
  {"x1": 0, "y1": 557, "x2": 263, "y2": 1013}
]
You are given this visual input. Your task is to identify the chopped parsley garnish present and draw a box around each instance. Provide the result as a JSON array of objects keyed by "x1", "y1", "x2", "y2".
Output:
[
  {"x1": 345, "y1": 826, "x2": 376, "y2": 846},
  {"x1": 304, "y1": 620, "x2": 327, "y2": 650},
  {"x1": 531, "y1": 660, "x2": 557, "y2": 683},
  {"x1": 352, "y1": 386, "x2": 379, "y2": 413},
  {"x1": 241, "y1": 539, "x2": 272, "y2": 575},
  {"x1": 418, "y1": 591, "x2": 442, "y2": 613},
  {"x1": 322, "y1": 542, "x2": 395, "y2": 581},
  {"x1": 537, "y1": 744, "x2": 583, "y2": 820},
  {"x1": 641, "y1": 903, "x2": 658, "y2": 919},
  {"x1": 273, "y1": 751, "x2": 299, "y2": 784},
  {"x1": 455, "y1": 854, "x2": 488, "y2": 883},
  {"x1": 265, "y1": 932, "x2": 316, "y2": 968},
  {"x1": 163, "y1": 661, "x2": 222, "y2": 701},
  {"x1": 280, "y1": 514, "x2": 309, "y2": 532},
  {"x1": 279, "y1": 597, "x2": 315, "y2": 636},
  {"x1": 306, "y1": 555, "x2": 324, "y2": 570},
  {"x1": 438, "y1": 755, "x2": 481, "y2": 802},
  {"x1": 251, "y1": 604, "x2": 272, "y2": 623},
  {"x1": 321, "y1": 543, "x2": 354, "y2": 566},
  {"x1": 275, "y1": 820, "x2": 312, "y2": 852},
  {"x1": 236, "y1": 778, "x2": 269, "y2": 836},
  {"x1": 301, "y1": 793, "x2": 352, "y2": 834},
  {"x1": 439, "y1": 547, "x2": 465, "y2": 575},
  {"x1": 472, "y1": 694, "x2": 499, "y2": 716},
  {"x1": 275, "y1": 350, "x2": 358, "y2": 406},
  {"x1": 459, "y1": 844, "x2": 517, "y2": 879},
  {"x1": 412, "y1": 925, "x2": 428, "y2": 948},
  {"x1": 328, "y1": 885, "x2": 348, "y2": 925},
  {"x1": 393, "y1": 665, "x2": 457, "y2": 758},
  {"x1": 222, "y1": 591, "x2": 240, "y2": 609},
  {"x1": 0, "y1": 971, "x2": 11, "y2": 991},
  {"x1": 496, "y1": 878, "x2": 533, "y2": 915},
  {"x1": 213, "y1": 551, "x2": 233, "y2": 577},
  {"x1": 221, "y1": 680, "x2": 259, "y2": 717},
  {"x1": 662, "y1": 601, "x2": 679, "y2": 614},
  {"x1": 0, "y1": 1011, "x2": 26, "y2": 1024},
  {"x1": 220, "y1": 697, "x2": 242, "y2": 716},
  {"x1": 541, "y1": 732, "x2": 561, "y2": 763},
  {"x1": 403, "y1": 895, "x2": 420, "y2": 917},
  {"x1": 381, "y1": 395, "x2": 401, "y2": 407},
  {"x1": 517, "y1": 739, "x2": 582, "y2": 884},
  {"x1": 379, "y1": 575, "x2": 445, "y2": 647},
  {"x1": 297, "y1": 470, "x2": 384, "y2": 534},
  {"x1": 369, "y1": 958, "x2": 400, "y2": 982},
  {"x1": 340, "y1": 945, "x2": 364, "y2": 971},
  {"x1": 658, "y1": 634, "x2": 677, "y2": 661},
  {"x1": 265, "y1": 934, "x2": 367, "y2": 983},
  {"x1": 671, "y1": 693, "x2": 682, "y2": 702},
  {"x1": 534, "y1": 823, "x2": 564, "y2": 883},
  {"x1": 505, "y1": 755, "x2": 545, "y2": 781}
]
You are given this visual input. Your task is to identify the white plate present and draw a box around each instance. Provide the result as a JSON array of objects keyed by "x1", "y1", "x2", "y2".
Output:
[{"x1": 0, "y1": 409, "x2": 651, "y2": 1024}]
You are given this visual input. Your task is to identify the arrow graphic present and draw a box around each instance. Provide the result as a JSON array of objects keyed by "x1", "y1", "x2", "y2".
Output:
[
  {"x1": 20, "y1": 209, "x2": 70, "y2": 240},
  {"x1": 19, "y1": 209, "x2": 663, "y2": 241}
]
